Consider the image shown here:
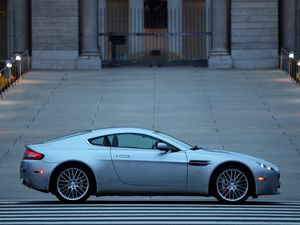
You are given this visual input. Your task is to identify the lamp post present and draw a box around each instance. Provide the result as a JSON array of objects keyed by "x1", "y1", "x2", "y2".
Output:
[
  {"x1": 289, "y1": 52, "x2": 295, "y2": 59},
  {"x1": 15, "y1": 55, "x2": 22, "y2": 79},
  {"x1": 6, "y1": 62, "x2": 12, "y2": 69},
  {"x1": 297, "y1": 60, "x2": 300, "y2": 83},
  {"x1": 288, "y1": 52, "x2": 297, "y2": 81},
  {"x1": 5, "y1": 60, "x2": 12, "y2": 89}
]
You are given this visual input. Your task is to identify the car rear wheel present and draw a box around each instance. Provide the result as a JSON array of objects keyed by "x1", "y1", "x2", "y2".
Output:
[
  {"x1": 213, "y1": 166, "x2": 251, "y2": 203},
  {"x1": 54, "y1": 166, "x2": 91, "y2": 203}
]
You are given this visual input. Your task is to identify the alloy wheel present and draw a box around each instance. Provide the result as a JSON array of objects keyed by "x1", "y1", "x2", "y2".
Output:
[
  {"x1": 216, "y1": 168, "x2": 249, "y2": 202},
  {"x1": 56, "y1": 167, "x2": 90, "y2": 201}
]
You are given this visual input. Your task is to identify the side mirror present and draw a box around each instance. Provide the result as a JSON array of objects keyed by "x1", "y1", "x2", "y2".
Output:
[{"x1": 157, "y1": 142, "x2": 178, "y2": 152}]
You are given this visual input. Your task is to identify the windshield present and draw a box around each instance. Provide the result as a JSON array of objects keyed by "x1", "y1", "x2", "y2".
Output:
[{"x1": 154, "y1": 131, "x2": 193, "y2": 149}]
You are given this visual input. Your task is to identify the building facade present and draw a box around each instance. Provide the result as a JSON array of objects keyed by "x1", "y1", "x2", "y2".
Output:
[{"x1": 0, "y1": 0, "x2": 299, "y2": 69}]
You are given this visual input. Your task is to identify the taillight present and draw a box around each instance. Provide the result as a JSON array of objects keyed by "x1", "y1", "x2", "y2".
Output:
[{"x1": 23, "y1": 149, "x2": 44, "y2": 160}]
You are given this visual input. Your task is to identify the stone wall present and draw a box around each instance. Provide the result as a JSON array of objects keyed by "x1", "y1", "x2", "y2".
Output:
[
  {"x1": 31, "y1": 0, "x2": 79, "y2": 69},
  {"x1": 231, "y1": 0, "x2": 278, "y2": 68}
]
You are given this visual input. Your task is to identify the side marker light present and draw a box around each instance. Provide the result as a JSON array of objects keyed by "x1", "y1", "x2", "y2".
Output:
[
  {"x1": 34, "y1": 170, "x2": 45, "y2": 175},
  {"x1": 257, "y1": 177, "x2": 268, "y2": 181}
]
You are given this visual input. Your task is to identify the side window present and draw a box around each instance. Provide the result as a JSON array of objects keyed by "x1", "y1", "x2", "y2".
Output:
[
  {"x1": 88, "y1": 136, "x2": 111, "y2": 147},
  {"x1": 112, "y1": 133, "x2": 160, "y2": 149}
]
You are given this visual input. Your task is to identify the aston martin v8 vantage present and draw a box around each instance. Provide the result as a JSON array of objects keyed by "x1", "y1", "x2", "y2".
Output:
[{"x1": 20, "y1": 128, "x2": 280, "y2": 203}]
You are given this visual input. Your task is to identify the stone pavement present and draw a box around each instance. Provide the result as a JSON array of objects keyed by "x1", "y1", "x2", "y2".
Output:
[{"x1": 0, "y1": 68, "x2": 299, "y2": 201}]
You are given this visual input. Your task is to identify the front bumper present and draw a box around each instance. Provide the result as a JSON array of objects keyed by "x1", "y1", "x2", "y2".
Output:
[{"x1": 255, "y1": 169, "x2": 280, "y2": 195}]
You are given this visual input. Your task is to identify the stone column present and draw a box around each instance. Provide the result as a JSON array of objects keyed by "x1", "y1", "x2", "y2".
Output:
[
  {"x1": 98, "y1": 0, "x2": 106, "y2": 60},
  {"x1": 208, "y1": 0, "x2": 232, "y2": 68},
  {"x1": 78, "y1": 0, "x2": 101, "y2": 69},
  {"x1": 129, "y1": 0, "x2": 144, "y2": 56},
  {"x1": 281, "y1": 0, "x2": 297, "y2": 52},
  {"x1": 168, "y1": 0, "x2": 182, "y2": 57},
  {"x1": 205, "y1": 0, "x2": 212, "y2": 59},
  {"x1": 7, "y1": 0, "x2": 14, "y2": 58},
  {"x1": 13, "y1": 0, "x2": 29, "y2": 54}
]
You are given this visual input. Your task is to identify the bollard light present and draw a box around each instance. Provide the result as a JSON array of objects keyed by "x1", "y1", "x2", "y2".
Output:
[
  {"x1": 6, "y1": 62, "x2": 12, "y2": 68},
  {"x1": 15, "y1": 55, "x2": 21, "y2": 61},
  {"x1": 289, "y1": 52, "x2": 295, "y2": 59},
  {"x1": 298, "y1": 60, "x2": 300, "y2": 66}
]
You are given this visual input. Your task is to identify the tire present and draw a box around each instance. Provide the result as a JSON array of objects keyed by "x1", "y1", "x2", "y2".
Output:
[
  {"x1": 53, "y1": 165, "x2": 92, "y2": 203},
  {"x1": 212, "y1": 165, "x2": 251, "y2": 203}
]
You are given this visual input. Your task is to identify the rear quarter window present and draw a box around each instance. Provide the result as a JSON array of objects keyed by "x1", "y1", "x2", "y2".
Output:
[{"x1": 88, "y1": 136, "x2": 111, "y2": 146}]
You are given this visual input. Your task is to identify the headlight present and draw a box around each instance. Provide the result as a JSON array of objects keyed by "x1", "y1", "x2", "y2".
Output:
[{"x1": 257, "y1": 162, "x2": 274, "y2": 171}]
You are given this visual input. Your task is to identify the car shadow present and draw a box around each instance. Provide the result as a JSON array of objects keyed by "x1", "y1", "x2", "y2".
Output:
[{"x1": 7, "y1": 199, "x2": 285, "y2": 206}]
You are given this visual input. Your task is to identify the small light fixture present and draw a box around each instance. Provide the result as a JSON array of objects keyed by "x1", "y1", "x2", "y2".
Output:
[
  {"x1": 34, "y1": 169, "x2": 45, "y2": 175},
  {"x1": 6, "y1": 62, "x2": 12, "y2": 68},
  {"x1": 15, "y1": 55, "x2": 21, "y2": 61},
  {"x1": 298, "y1": 60, "x2": 300, "y2": 66},
  {"x1": 289, "y1": 52, "x2": 295, "y2": 59},
  {"x1": 257, "y1": 177, "x2": 268, "y2": 181}
]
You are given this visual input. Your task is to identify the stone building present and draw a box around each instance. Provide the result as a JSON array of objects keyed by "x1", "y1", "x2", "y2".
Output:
[{"x1": 0, "y1": 0, "x2": 299, "y2": 69}]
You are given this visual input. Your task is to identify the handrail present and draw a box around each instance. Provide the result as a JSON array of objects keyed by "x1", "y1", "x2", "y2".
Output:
[
  {"x1": 0, "y1": 67, "x2": 5, "y2": 74},
  {"x1": 281, "y1": 48, "x2": 290, "y2": 56},
  {"x1": 0, "y1": 49, "x2": 31, "y2": 98},
  {"x1": 280, "y1": 48, "x2": 299, "y2": 86}
]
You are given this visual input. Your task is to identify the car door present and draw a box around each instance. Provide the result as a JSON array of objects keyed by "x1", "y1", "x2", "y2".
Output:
[{"x1": 110, "y1": 133, "x2": 188, "y2": 187}]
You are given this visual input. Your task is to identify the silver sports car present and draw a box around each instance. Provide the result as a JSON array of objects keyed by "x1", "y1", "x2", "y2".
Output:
[{"x1": 20, "y1": 127, "x2": 280, "y2": 203}]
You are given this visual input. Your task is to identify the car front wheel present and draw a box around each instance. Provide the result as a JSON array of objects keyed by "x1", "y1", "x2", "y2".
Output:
[
  {"x1": 213, "y1": 166, "x2": 251, "y2": 203},
  {"x1": 54, "y1": 166, "x2": 91, "y2": 203}
]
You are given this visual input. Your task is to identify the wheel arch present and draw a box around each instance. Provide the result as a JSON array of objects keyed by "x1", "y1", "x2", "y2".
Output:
[
  {"x1": 208, "y1": 161, "x2": 256, "y2": 197},
  {"x1": 49, "y1": 160, "x2": 97, "y2": 195}
]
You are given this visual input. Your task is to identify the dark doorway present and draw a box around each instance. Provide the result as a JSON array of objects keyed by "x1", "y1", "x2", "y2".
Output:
[{"x1": 144, "y1": 0, "x2": 167, "y2": 29}]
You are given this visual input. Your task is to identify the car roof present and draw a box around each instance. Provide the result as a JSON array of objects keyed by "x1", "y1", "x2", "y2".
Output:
[
  {"x1": 89, "y1": 127, "x2": 157, "y2": 137},
  {"x1": 37, "y1": 127, "x2": 158, "y2": 145}
]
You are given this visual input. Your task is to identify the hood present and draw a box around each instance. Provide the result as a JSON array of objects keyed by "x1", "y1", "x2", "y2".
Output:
[{"x1": 192, "y1": 148, "x2": 278, "y2": 169}]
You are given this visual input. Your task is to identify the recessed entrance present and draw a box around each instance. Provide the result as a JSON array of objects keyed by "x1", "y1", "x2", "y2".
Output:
[
  {"x1": 144, "y1": 0, "x2": 168, "y2": 64},
  {"x1": 99, "y1": 0, "x2": 208, "y2": 66}
]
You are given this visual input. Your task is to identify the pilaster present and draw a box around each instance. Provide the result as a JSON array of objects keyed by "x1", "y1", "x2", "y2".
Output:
[
  {"x1": 168, "y1": 0, "x2": 182, "y2": 57},
  {"x1": 208, "y1": 0, "x2": 232, "y2": 68},
  {"x1": 281, "y1": 0, "x2": 297, "y2": 52},
  {"x1": 78, "y1": 0, "x2": 101, "y2": 69},
  {"x1": 13, "y1": 0, "x2": 29, "y2": 54},
  {"x1": 129, "y1": 0, "x2": 144, "y2": 55}
]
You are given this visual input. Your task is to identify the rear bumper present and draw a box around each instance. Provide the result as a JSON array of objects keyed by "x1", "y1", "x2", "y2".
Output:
[{"x1": 20, "y1": 160, "x2": 56, "y2": 193}]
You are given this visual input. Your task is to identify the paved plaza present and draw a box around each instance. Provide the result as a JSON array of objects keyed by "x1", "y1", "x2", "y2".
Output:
[{"x1": 0, "y1": 67, "x2": 299, "y2": 201}]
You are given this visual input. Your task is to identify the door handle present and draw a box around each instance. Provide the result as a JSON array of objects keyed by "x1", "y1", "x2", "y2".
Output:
[{"x1": 115, "y1": 155, "x2": 130, "y2": 158}]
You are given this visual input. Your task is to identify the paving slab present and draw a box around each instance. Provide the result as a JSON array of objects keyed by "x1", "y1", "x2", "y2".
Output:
[{"x1": 0, "y1": 68, "x2": 300, "y2": 202}]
